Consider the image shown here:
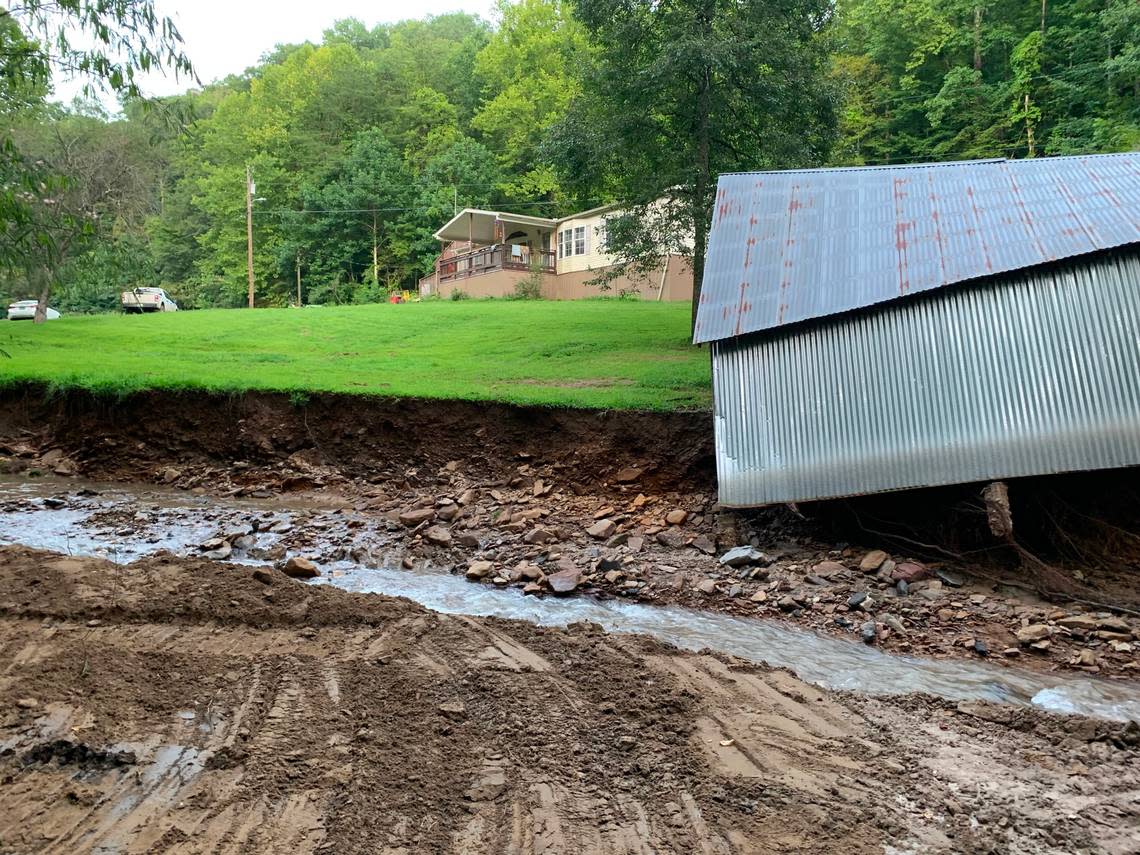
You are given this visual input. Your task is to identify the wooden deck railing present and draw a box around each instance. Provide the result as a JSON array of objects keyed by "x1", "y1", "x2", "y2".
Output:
[{"x1": 437, "y1": 244, "x2": 556, "y2": 283}]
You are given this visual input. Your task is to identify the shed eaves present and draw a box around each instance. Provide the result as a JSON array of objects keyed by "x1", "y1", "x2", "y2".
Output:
[{"x1": 693, "y1": 153, "x2": 1140, "y2": 344}]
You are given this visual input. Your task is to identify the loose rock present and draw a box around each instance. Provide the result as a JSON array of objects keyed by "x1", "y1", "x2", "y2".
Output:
[
  {"x1": 882, "y1": 614, "x2": 907, "y2": 635},
  {"x1": 812, "y1": 560, "x2": 847, "y2": 578},
  {"x1": 1016, "y1": 624, "x2": 1051, "y2": 645},
  {"x1": 203, "y1": 543, "x2": 233, "y2": 560},
  {"x1": 935, "y1": 568, "x2": 966, "y2": 588},
  {"x1": 690, "y1": 535, "x2": 715, "y2": 555},
  {"x1": 40, "y1": 449, "x2": 65, "y2": 467},
  {"x1": 1056, "y1": 614, "x2": 1098, "y2": 632},
  {"x1": 466, "y1": 561, "x2": 494, "y2": 581},
  {"x1": 719, "y1": 546, "x2": 765, "y2": 568},
  {"x1": 546, "y1": 567, "x2": 581, "y2": 595},
  {"x1": 398, "y1": 508, "x2": 435, "y2": 527},
  {"x1": 517, "y1": 563, "x2": 544, "y2": 582},
  {"x1": 859, "y1": 550, "x2": 888, "y2": 573},
  {"x1": 890, "y1": 562, "x2": 930, "y2": 583},
  {"x1": 281, "y1": 557, "x2": 320, "y2": 579},
  {"x1": 586, "y1": 519, "x2": 616, "y2": 539},
  {"x1": 523, "y1": 527, "x2": 557, "y2": 545}
]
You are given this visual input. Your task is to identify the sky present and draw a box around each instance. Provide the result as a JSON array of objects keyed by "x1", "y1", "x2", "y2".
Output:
[{"x1": 53, "y1": 0, "x2": 499, "y2": 108}]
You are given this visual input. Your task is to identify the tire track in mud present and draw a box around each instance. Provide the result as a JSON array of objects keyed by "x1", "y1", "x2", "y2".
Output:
[{"x1": 0, "y1": 546, "x2": 1137, "y2": 853}]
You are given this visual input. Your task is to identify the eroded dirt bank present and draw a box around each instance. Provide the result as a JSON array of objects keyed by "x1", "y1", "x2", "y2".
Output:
[
  {"x1": 1, "y1": 385, "x2": 1138, "y2": 680},
  {"x1": 1, "y1": 547, "x2": 1139, "y2": 854},
  {"x1": 0, "y1": 385, "x2": 715, "y2": 492}
]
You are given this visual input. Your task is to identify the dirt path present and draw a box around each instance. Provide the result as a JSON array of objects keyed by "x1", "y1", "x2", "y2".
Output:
[{"x1": 1, "y1": 546, "x2": 1138, "y2": 854}]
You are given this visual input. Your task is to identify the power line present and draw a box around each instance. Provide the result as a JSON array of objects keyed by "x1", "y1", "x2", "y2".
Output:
[{"x1": 249, "y1": 199, "x2": 606, "y2": 217}]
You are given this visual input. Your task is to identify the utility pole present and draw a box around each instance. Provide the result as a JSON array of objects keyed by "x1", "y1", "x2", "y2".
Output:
[
  {"x1": 296, "y1": 251, "x2": 302, "y2": 307},
  {"x1": 246, "y1": 165, "x2": 255, "y2": 309},
  {"x1": 372, "y1": 211, "x2": 379, "y2": 285}
]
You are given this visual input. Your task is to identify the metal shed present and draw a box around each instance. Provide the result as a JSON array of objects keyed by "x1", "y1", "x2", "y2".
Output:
[{"x1": 695, "y1": 154, "x2": 1140, "y2": 507}]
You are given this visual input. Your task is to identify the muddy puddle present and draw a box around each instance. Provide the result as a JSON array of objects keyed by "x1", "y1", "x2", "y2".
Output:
[{"x1": 2, "y1": 475, "x2": 1139, "y2": 722}]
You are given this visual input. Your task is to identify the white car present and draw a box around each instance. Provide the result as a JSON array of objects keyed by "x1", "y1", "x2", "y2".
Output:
[
  {"x1": 7, "y1": 300, "x2": 60, "y2": 321},
  {"x1": 121, "y1": 287, "x2": 179, "y2": 313}
]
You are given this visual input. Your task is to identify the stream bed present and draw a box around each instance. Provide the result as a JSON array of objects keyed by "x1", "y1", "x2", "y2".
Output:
[{"x1": 2, "y1": 475, "x2": 1139, "y2": 722}]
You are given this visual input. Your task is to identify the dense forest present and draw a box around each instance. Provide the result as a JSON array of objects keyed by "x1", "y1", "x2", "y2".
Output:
[{"x1": 2, "y1": 0, "x2": 1137, "y2": 311}]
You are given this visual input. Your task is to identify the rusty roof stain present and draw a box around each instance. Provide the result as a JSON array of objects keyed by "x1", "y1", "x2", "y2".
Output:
[{"x1": 693, "y1": 153, "x2": 1140, "y2": 344}]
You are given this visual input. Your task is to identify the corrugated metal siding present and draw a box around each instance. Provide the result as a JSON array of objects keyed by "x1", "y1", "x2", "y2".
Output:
[
  {"x1": 712, "y1": 248, "x2": 1140, "y2": 506},
  {"x1": 695, "y1": 153, "x2": 1140, "y2": 344}
]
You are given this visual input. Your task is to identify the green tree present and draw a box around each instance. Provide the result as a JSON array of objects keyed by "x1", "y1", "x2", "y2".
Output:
[
  {"x1": 0, "y1": 0, "x2": 192, "y2": 321},
  {"x1": 294, "y1": 129, "x2": 414, "y2": 303},
  {"x1": 548, "y1": 0, "x2": 837, "y2": 328},
  {"x1": 1009, "y1": 30, "x2": 1044, "y2": 156},
  {"x1": 395, "y1": 87, "x2": 462, "y2": 166},
  {"x1": 375, "y1": 14, "x2": 491, "y2": 126},
  {"x1": 472, "y1": 0, "x2": 588, "y2": 200},
  {"x1": 830, "y1": 0, "x2": 1140, "y2": 163},
  {"x1": 411, "y1": 137, "x2": 505, "y2": 274},
  {"x1": 322, "y1": 18, "x2": 390, "y2": 52}
]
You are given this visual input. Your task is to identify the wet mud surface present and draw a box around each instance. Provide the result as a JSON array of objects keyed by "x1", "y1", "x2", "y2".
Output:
[
  {"x1": 1, "y1": 386, "x2": 1139, "y2": 852},
  {"x1": 1, "y1": 547, "x2": 1138, "y2": 854}
]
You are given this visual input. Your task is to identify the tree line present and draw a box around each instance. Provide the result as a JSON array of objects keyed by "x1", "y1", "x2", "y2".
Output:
[{"x1": 1, "y1": 0, "x2": 1136, "y2": 315}]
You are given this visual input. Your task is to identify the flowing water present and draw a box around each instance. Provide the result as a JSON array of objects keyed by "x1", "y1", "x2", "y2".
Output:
[{"x1": 2, "y1": 476, "x2": 1139, "y2": 722}]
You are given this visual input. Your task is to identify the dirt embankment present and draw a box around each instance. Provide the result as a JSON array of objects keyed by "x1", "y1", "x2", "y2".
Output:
[
  {"x1": 1, "y1": 546, "x2": 1138, "y2": 854},
  {"x1": 0, "y1": 384, "x2": 714, "y2": 493}
]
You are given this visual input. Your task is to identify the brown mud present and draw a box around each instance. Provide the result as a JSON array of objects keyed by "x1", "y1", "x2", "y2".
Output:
[
  {"x1": 1, "y1": 546, "x2": 1138, "y2": 854},
  {"x1": 0, "y1": 385, "x2": 714, "y2": 493},
  {"x1": 2, "y1": 385, "x2": 1138, "y2": 680}
]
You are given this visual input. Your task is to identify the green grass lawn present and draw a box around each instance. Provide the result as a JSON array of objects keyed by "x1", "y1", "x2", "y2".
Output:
[{"x1": 0, "y1": 300, "x2": 711, "y2": 411}]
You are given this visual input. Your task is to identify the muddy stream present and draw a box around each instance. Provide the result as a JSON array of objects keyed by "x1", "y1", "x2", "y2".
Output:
[{"x1": 2, "y1": 476, "x2": 1138, "y2": 722}]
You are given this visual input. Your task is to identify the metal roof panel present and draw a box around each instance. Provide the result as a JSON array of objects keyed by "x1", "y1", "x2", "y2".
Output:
[{"x1": 694, "y1": 153, "x2": 1140, "y2": 343}]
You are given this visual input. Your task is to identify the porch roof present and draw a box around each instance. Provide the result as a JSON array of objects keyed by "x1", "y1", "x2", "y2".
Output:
[{"x1": 434, "y1": 208, "x2": 557, "y2": 244}]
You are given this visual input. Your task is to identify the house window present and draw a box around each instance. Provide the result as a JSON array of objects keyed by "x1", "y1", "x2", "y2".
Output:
[{"x1": 558, "y1": 225, "x2": 594, "y2": 258}]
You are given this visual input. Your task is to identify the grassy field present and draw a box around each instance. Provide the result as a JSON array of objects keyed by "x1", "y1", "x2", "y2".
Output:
[{"x1": 0, "y1": 300, "x2": 710, "y2": 411}]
